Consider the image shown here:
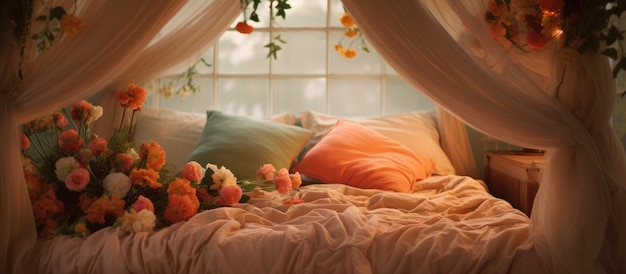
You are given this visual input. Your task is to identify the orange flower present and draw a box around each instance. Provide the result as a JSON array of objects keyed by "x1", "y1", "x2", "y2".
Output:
[
  {"x1": 256, "y1": 164, "x2": 276, "y2": 180},
  {"x1": 86, "y1": 194, "x2": 125, "y2": 224},
  {"x1": 71, "y1": 100, "x2": 93, "y2": 123},
  {"x1": 167, "y1": 178, "x2": 196, "y2": 196},
  {"x1": 31, "y1": 188, "x2": 64, "y2": 221},
  {"x1": 342, "y1": 48, "x2": 357, "y2": 59},
  {"x1": 60, "y1": 13, "x2": 83, "y2": 35},
  {"x1": 334, "y1": 44, "x2": 345, "y2": 53},
  {"x1": 129, "y1": 168, "x2": 162, "y2": 189},
  {"x1": 140, "y1": 141, "x2": 166, "y2": 171},
  {"x1": 88, "y1": 137, "x2": 108, "y2": 156},
  {"x1": 113, "y1": 153, "x2": 134, "y2": 172},
  {"x1": 344, "y1": 29, "x2": 358, "y2": 38},
  {"x1": 538, "y1": 0, "x2": 563, "y2": 13},
  {"x1": 79, "y1": 192, "x2": 96, "y2": 213},
  {"x1": 58, "y1": 129, "x2": 83, "y2": 154},
  {"x1": 164, "y1": 194, "x2": 199, "y2": 224},
  {"x1": 274, "y1": 168, "x2": 292, "y2": 194},
  {"x1": 52, "y1": 112, "x2": 68, "y2": 127},
  {"x1": 20, "y1": 133, "x2": 30, "y2": 151},
  {"x1": 23, "y1": 169, "x2": 42, "y2": 200},
  {"x1": 116, "y1": 84, "x2": 147, "y2": 111},
  {"x1": 235, "y1": 21, "x2": 254, "y2": 34},
  {"x1": 339, "y1": 13, "x2": 356, "y2": 28}
]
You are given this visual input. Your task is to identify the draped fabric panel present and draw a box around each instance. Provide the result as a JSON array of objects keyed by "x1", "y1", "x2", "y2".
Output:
[
  {"x1": 340, "y1": 0, "x2": 626, "y2": 272},
  {"x1": 436, "y1": 108, "x2": 477, "y2": 178},
  {"x1": 0, "y1": 1, "x2": 240, "y2": 273}
]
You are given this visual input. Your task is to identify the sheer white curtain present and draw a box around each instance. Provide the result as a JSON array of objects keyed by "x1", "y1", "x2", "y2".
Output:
[
  {"x1": 341, "y1": 0, "x2": 626, "y2": 273},
  {"x1": 93, "y1": 0, "x2": 241, "y2": 139},
  {"x1": 0, "y1": 0, "x2": 239, "y2": 273}
]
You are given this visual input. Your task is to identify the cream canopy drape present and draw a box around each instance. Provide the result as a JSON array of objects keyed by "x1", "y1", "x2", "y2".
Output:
[
  {"x1": 0, "y1": 1, "x2": 240, "y2": 273},
  {"x1": 341, "y1": 0, "x2": 626, "y2": 273}
]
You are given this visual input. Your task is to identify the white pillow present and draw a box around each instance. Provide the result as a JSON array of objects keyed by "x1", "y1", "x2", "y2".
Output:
[
  {"x1": 133, "y1": 108, "x2": 297, "y2": 172},
  {"x1": 299, "y1": 110, "x2": 456, "y2": 175}
]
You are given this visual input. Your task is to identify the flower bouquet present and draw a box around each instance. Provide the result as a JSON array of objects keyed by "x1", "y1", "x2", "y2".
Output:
[{"x1": 21, "y1": 84, "x2": 303, "y2": 238}]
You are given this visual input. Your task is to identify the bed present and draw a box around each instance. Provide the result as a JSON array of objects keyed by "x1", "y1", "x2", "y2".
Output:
[{"x1": 20, "y1": 107, "x2": 547, "y2": 273}]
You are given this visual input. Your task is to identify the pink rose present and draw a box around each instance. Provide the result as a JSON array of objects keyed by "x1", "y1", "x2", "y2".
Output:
[
  {"x1": 59, "y1": 129, "x2": 83, "y2": 154},
  {"x1": 65, "y1": 167, "x2": 90, "y2": 191},
  {"x1": 89, "y1": 137, "x2": 108, "y2": 156},
  {"x1": 274, "y1": 168, "x2": 292, "y2": 194},
  {"x1": 219, "y1": 185, "x2": 242, "y2": 205},
  {"x1": 180, "y1": 161, "x2": 204, "y2": 182},
  {"x1": 256, "y1": 164, "x2": 276, "y2": 180},
  {"x1": 290, "y1": 172, "x2": 302, "y2": 190},
  {"x1": 132, "y1": 195, "x2": 155, "y2": 212}
]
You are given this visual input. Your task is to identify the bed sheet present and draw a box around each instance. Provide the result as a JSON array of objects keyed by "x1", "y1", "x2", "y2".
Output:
[{"x1": 24, "y1": 175, "x2": 545, "y2": 274}]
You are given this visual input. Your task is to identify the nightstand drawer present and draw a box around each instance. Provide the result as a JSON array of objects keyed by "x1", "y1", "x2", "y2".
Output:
[{"x1": 485, "y1": 151, "x2": 544, "y2": 216}]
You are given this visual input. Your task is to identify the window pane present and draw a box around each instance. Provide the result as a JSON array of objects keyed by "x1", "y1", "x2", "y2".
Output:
[
  {"x1": 330, "y1": 31, "x2": 381, "y2": 74},
  {"x1": 385, "y1": 78, "x2": 436, "y2": 114},
  {"x1": 385, "y1": 63, "x2": 398, "y2": 75},
  {"x1": 218, "y1": 31, "x2": 269, "y2": 74},
  {"x1": 218, "y1": 78, "x2": 269, "y2": 118},
  {"x1": 274, "y1": 78, "x2": 327, "y2": 114},
  {"x1": 274, "y1": 31, "x2": 326, "y2": 74},
  {"x1": 281, "y1": 0, "x2": 327, "y2": 28},
  {"x1": 329, "y1": 78, "x2": 381, "y2": 116}
]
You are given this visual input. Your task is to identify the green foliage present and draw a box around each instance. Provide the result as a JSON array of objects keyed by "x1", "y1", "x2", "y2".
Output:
[
  {"x1": 241, "y1": 0, "x2": 292, "y2": 59},
  {"x1": 31, "y1": 6, "x2": 67, "y2": 53}
]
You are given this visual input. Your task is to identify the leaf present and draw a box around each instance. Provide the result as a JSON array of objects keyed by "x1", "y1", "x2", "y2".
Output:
[
  {"x1": 274, "y1": 34, "x2": 286, "y2": 44},
  {"x1": 239, "y1": 194, "x2": 251, "y2": 203},
  {"x1": 240, "y1": 183, "x2": 257, "y2": 192},
  {"x1": 605, "y1": 26, "x2": 623, "y2": 45},
  {"x1": 602, "y1": 48, "x2": 619, "y2": 60},
  {"x1": 199, "y1": 58, "x2": 212, "y2": 67},
  {"x1": 250, "y1": 11, "x2": 259, "y2": 22},
  {"x1": 49, "y1": 6, "x2": 67, "y2": 21}
]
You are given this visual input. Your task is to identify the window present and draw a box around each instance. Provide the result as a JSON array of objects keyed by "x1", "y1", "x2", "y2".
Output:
[{"x1": 145, "y1": 0, "x2": 435, "y2": 118}]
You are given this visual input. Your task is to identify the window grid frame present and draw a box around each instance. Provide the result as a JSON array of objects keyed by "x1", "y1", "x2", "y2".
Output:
[{"x1": 150, "y1": 0, "x2": 409, "y2": 117}]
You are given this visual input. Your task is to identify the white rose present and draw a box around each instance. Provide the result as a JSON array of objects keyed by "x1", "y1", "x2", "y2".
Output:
[
  {"x1": 103, "y1": 172, "x2": 132, "y2": 198},
  {"x1": 85, "y1": 105, "x2": 103, "y2": 124},
  {"x1": 55, "y1": 156, "x2": 79, "y2": 181},
  {"x1": 206, "y1": 164, "x2": 237, "y2": 190},
  {"x1": 119, "y1": 209, "x2": 156, "y2": 233}
]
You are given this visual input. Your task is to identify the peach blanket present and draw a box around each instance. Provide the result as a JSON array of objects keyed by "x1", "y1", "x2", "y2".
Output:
[{"x1": 24, "y1": 175, "x2": 545, "y2": 273}]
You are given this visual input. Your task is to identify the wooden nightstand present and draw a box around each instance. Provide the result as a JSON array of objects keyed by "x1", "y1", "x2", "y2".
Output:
[{"x1": 484, "y1": 151, "x2": 544, "y2": 216}]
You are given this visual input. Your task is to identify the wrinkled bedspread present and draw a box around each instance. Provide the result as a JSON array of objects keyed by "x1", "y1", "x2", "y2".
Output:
[{"x1": 24, "y1": 175, "x2": 546, "y2": 274}]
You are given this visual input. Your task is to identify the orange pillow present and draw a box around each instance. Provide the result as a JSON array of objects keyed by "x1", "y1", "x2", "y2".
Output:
[{"x1": 292, "y1": 119, "x2": 434, "y2": 192}]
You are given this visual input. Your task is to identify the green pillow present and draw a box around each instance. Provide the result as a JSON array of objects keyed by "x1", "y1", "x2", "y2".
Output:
[{"x1": 186, "y1": 111, "x2": 313, "y2": 179}]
